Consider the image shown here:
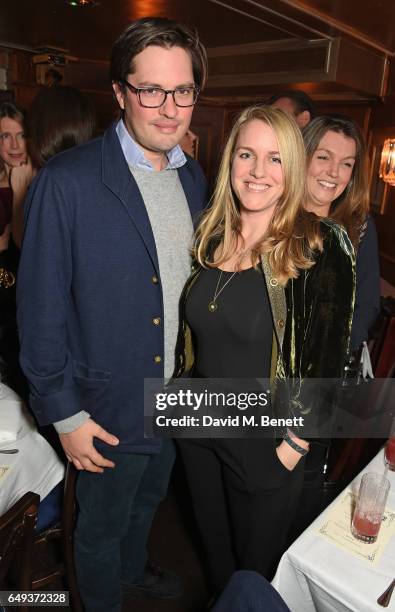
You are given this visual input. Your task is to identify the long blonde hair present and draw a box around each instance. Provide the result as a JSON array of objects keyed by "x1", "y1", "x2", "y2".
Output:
[
  {"x1": 303, "y1": 114, "x2": 369, "y2": 247},
  {"x1": 194, "y1": 105, "x2": 321, "y2": 285}
]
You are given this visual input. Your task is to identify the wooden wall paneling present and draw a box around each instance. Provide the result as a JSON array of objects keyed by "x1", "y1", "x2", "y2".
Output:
[
  {"x1": 315, "y1": 103, "x2": 372, "y2": 135},
  {"x1": 190, "y1": 105, "x2": 229, "y2": 192},
  {"x1": 85, "y1": 91, "x2": 117, "y2": 132},
  {"x1": 332, "y1": 38, "x2": 387, "y2": 97},
  {"x1": 12, "y1": 84, "x2": 40, "y2": 110},
  {"x1": 373, "y1": 211, "x2": 395, "y2": 287},
  {"x1": 371, "y1": 95, "x2": 395, "y2": 130},
  {"x1": 9, "y1": 50, "x2": 36, "y2": 87}
]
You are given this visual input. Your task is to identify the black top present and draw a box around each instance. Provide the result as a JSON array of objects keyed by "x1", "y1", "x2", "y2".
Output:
[
  {"x1": 0, "y1": 186, "x2": 12, "y2": 234},
  {"x1": 185, "y1": 267, "x2": 273, "y2": 378},
  {"x1": 351, "y1": 216, "x2": 380, "y2": 350}
]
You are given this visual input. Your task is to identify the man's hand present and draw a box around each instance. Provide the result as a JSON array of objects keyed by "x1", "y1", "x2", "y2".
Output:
[{"x1": 59, "y1": 418, "x2": 119, "y2": 473}]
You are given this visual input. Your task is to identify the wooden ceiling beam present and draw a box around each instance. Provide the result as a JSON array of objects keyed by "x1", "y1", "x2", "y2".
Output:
[{"x1": 206, "y1": 37, "x2": 387, "y2": 97}]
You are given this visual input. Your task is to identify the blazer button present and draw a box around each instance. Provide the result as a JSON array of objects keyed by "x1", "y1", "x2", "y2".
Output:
[
  {"x1": 277, "y1": 319, "x2": 285, "y2": 328},
  {"x1": 152, "y1": 275, "x2": 159, "y2": 284},
  {"x1": 270, "y1": 277, "x2": 278, "y2": 287},
  {"x1": 152, "y1": 317, "x2": 161, "y2": 326},
  {"x1": 154, "y1": 355, "x2": 162, "y2": 364}
]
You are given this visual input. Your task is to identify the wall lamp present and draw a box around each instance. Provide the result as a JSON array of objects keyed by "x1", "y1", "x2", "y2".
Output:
[{"x1": 380, "y1": 139, "x2": 395, "y2": 186}]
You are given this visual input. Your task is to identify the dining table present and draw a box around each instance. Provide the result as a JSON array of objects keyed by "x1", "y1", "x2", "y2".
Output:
[
  {"x1": 0, "y1": 383, "x2": 64, "y2": 517},
  {"x1": 272, "y1": 448, "x2": 395, "y2": 611}
]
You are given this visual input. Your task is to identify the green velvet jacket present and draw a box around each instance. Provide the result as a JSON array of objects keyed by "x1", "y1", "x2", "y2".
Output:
[{"x1": 173, "y1": 219, "x2": 355, "y2": 433}]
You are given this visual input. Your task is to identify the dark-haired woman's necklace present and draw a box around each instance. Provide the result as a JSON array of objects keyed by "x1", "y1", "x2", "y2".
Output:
[{"x1": 208, "y1": 269, "x2": 237, "y2": 313}]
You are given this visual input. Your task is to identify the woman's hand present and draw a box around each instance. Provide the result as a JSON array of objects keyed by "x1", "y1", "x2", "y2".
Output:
[
  {"x1": 276, "y1": 437, "x2": 309, "y2": 471},
  {"x1": 0, "y1": 223, "x2": 11, "y2": 252},
  {"x1": 9, "y1": 158, "x2": 35, "y2": 195}
]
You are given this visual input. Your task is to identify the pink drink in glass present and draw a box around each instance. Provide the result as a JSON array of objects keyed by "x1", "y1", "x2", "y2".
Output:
[
  {"x1": 351, "y1": 472, "x2": 390, "y2": 544},
  {"x1": 352, "y1": 513, "x2": 381, "y2": 541}
]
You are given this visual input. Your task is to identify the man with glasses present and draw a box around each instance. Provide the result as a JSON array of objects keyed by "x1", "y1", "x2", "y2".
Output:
[{"x1": 17, "y1": 17, "x2": 207, "y2": 612}]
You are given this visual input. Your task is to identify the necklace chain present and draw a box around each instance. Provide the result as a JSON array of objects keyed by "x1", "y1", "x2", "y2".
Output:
[{"x1": 208, "y1": 270, "x2": 237, "y2": 313}]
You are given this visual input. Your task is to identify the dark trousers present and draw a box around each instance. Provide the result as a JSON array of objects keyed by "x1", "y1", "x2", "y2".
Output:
[
  {"x1": 288, "y1": 441, "x2": 329, "y2": 543},
  {"x1": 74, "y1": 439, "x2": 175, "y2": 612},
  {"x1": 212, "y1": 570, "x2": 290, "y2": 612},
  {"x1": 178, "y1": 437, "x2": 304, "y2": 595}
]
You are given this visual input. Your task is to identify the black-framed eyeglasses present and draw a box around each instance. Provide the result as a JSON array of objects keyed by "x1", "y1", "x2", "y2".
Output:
[{"x1": 120, "y1": 80, "x2": 200, "y2": 108}]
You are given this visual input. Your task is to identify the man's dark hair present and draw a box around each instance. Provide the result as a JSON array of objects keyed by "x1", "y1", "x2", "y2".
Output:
[
  {"x1": 28, "y1": 86, "x2": 97, "y2": 167},
  {"x1": 110, "y1": 17, "x2": 208, "y2": 90},
  {"x1": 267, "y1": 89, "x2": 315, "y2": 118}
]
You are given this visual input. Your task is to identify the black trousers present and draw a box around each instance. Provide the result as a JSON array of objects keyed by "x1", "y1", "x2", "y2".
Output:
[{"x1": 178, "y1": 437, "x2": 304, "y2": 594}]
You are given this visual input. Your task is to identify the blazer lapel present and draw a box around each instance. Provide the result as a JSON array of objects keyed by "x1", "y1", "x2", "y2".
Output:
[
  {"x1": 177, "y1": 161, "x2": 204, "y2": 228},
  {"x1": 260, "y1": 254, "x2": 287, "y2": 350},
  {"x1": 101, "y1": 124, "x2": 160, "y2": 274}
]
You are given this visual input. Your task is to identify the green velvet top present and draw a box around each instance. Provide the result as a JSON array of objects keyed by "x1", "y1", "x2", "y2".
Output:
[{"x1": 173, "y1": 219, "x2": 355, "y2": 436}]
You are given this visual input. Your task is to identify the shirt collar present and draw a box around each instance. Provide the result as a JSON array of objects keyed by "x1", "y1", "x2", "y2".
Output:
[{"x1": 116, "y1": 119, "x2": 186, "y2": 172}]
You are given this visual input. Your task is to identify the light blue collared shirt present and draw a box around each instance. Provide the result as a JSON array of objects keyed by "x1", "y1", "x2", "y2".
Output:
[{"x1": 116, "y1": 119, "x2": 186, "y2": 171}]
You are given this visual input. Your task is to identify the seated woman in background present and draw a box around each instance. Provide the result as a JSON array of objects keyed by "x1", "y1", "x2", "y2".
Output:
[
  {"x1": 0, "y1": 102, "x2": 28, "y2": 239},
  {"x1": 0, "y1": 102, "x2": 32, "y2": 398},
  {"x1": 174, "y1": 105, "x2": 355, "y2": 595},
  {"x1": 303, "y1": 114, "x2": 380, "y2": 351}
]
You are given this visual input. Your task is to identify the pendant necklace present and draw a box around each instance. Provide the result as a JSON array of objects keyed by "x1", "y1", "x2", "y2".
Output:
[{"x1": 208, "y1": 269, "x2": 237, "y2": 313}]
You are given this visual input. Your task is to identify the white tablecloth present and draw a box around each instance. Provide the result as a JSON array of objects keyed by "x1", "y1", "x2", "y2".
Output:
[
  {"x1": 0, "y1": 384, "x2": 64, "y2": 516},
  {"x1": 272, "y1": 449, "x2": 395, "y2": 611}
]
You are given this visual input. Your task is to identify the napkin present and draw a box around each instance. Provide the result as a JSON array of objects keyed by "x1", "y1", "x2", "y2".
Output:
[{"x1": 0, "y1": 399, "x2": 24, "y2": 443}]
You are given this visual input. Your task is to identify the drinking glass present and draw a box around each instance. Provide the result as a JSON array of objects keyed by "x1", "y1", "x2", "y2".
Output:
[{"x1": 351, "y1": 472, "x2": 390, "y2": 543}]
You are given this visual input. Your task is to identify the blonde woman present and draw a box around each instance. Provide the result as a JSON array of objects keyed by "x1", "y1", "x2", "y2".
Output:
[{"x1": 173, "y1": 106, "x2": 355, "y2": 594}]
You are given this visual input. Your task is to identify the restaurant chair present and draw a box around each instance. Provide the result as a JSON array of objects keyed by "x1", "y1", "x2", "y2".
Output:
[
  {"x1": 1, "y1": 464, "x2": 83, "y2": 612},
  {"x1": 32, "y1": 462, "x2": 83, "y2": 612},
  {"x1": 0, "y1": 492, "x2": 39, "y2": 612}
]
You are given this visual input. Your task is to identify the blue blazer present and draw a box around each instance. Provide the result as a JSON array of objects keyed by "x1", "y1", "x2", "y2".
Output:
[{"x1": 17, "y1": 123, "x2": 207, "y2": 453}]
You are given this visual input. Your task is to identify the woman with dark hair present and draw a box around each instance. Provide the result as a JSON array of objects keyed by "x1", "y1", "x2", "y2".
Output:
[
  {"x1": 0, "y1": 102, "x2": 31, "y2": 396},
  {"x1": 0, "y1": 102, "x2": 29, "y2": 244},
  {"x1": 290, "y1": 114, "x2": 381, "y2": 539},
  {"x1": 28, "y1": 85, "x2": 97, "y2": 167},
  {"x1": 303, "y1": 114, "x2": 380, "y2": 350}
]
